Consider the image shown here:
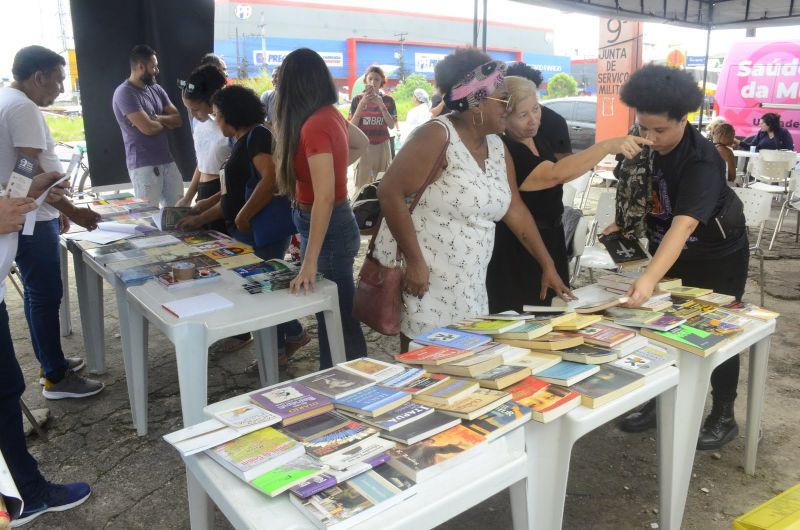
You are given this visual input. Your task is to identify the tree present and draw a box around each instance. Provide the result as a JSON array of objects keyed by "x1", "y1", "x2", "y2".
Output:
[
  {"x1": 546, "y1": 73, "x2": 579, "y2": 99},
  {"x1": 391, "y1": 74, "x2": 434, "y2": 101}
]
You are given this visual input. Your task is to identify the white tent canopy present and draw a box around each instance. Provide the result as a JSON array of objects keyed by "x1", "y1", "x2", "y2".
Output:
[{"x1": 512, "y1": 0, "x2": 800, "y2": 29}]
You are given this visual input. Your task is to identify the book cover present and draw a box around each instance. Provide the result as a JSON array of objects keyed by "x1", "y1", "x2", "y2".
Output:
[
  {"x1": 338, "y1": 358, "x2": 405, "y2": 382},
  {"x1": 472, "y1": 364, "x2": 531, "y2": 390},
  {"x1": 215, "y1": 253, "x2": 264, "y2": 269},
  {"x1": 571, "y1": 296, "x2": 630, "y2": 314},
  {"x1": 598, "y1": 232, "x2": 650, "y2": 267},
  {"x1": 461, "y1": 401, "x2": 532, "y2": 440},
  {"x1": 301, "y1": 368, "x2": 377, "y2": 399},
  {"x1": 382, "y1": 373, "x2": 450, "y2": 394},
  {"x1": 249, "y1": 455, "x2": 326, "y2": 497},
  {"x1": 611, "y1": 344, "x2": 677, "y2": 376},
  {"x1": 722, "y1": 302, "x2": 779, "y2": 321},
  {"x1": 279, "y1": 411, "x2": 351, "y2": 442},
  {"x1": 507, "y1": 377, "x2": 581, "y2": 423},
  {"x1": 249, "y1": 383, "x2": 333, "y2": 425},
  {"x1": 638, "y1": 314, "x2": 686, "y2": 331},
  {"x1": 378, "y1": 367, "x2": 427, "y2": 389},
  {"x1": 571, "y1": 323, "x2": 636, "y2": 347},
  {"x1": 291, "y1": 463, "x2": 416, "y2": 529},
  {"x1": 427, "y1": 388, "x2": 512, "y2": 420},
  {"x1": 413, "y1": 327, "x2": 491, "y2": 350},
  {"x1": 570, "y1": 364, "x2": 645, "y2": 408},
  {"x1": 664, "y1": 285, "x2": 714, "y2": 298},
  {"x1": 695, "y1": 292, "x2": 736, "y2": 306},
  {"x1": 497, "y1": 331, "x2": 584, "y2": 351},
  {"x1": 423, "y1": 353, "x2": 503, "y2": 378},
  {"x1": 206, "y1": 427, "x2": 304, "y2": 481},
  {"x1": 233, "y1": 258, "x2": 293, "y2": 277},
  {"x1": 494, "y1": 320, "x2": 553, "y2": 340},
  {"x1": 604, "y1": 307, "x2": 662, "y2": 326},
  {"x1": 505, "y1": 351, "x2": 562, "y2": 374},
  {"x1": 449, "y1": 319, "x2": 526, "y2": 335},
  {"x1": 203, "y1": 243, "x2": 254, "y2": 259},
  {"x1": 334, "y1": 386, "x2": 411, "y2": 417},
  {"x1": 553, "y1": 314, "x2": 603, "y2": 331},
  {"x1": 338, "y1": 401, "x2": 434, "y2": 431},
  {"x1": 394, "y1": 345, "x2": 473, "y2": 365},
  {"x1": 414, "y1": 378, "x2": 479, "y2": 405},
  {"x1": 557, "y1": 344, "x2": 617, "y2": 364},
  {"x1": 213, "y1": 404, "x2": 281, "y2": 430},
  {"x1": 387, "y1": 424, "x2": 486, "y2": 480},
  {"x1": 379, "y1": 412, "x2": 462, "y2": 445},
  {"x1": 610, "y1": 334, "x2": 649, "y2": 357},
  {"x1": 290, "y1": 452, "x2": 391, "y2": 499},
  {"x1": 160, "y1": 207, "x2": 193, "y2": 231},
  {"x1": 641, "y1": 323, "x2": 730, "y2": 357},
  {"x1": 322, "y1": 437, "x2": 396, "y2": 471},
  {"x1": 144, "y1": 242, "x2": 198, "y2": 262},
  {"x1": 536, "y1": 361, "x2": 600, "y2": 386},
  {"x1": 303, "y1": 421, "x2": 379, "y2": 461}
]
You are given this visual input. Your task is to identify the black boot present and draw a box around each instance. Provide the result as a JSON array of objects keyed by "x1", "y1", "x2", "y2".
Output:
[
  {"x1": 697, "y1": 399, "x2": 738, "y2": 450},
  {"x1": 619, "y1": 398, "x2": 657, "y2": 433}
]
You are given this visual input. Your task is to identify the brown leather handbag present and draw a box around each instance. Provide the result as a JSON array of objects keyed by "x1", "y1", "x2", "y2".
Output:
[{"x1": 352, "y1": 123, "x2": 450, "y2": 336}]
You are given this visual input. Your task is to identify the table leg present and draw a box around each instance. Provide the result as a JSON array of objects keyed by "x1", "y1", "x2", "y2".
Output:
[
  {"x1": 657, "y1": 385, "x2": 679, "y2": 530},
  {"x1": 320, "y1": 282, "x2": 346, "y2": 365},
  {"x1": 113, "y1": 277, "x2": 133, "y2": 376},
  {"x1": 78, "y1": 256, "x2": 106, "y2": 374},
  {"x1": 126, "y1": 305, "x2": 149, "y2": 436},
  {"x1": 667, "y1": 353, "x2": 713, "y2": 530},
  {"x1": 59, "y1": 244, "x2": 71, "y2": 337},
  {"x1": 509, "y1": 478, "x2": 533, "y2": 530},
  {"x1": 524, "y1": 422, "x2": 573, "y2": 529},
  {"x1": 186, "y1": 466, "x2": 214, "y2": 530},
  {"x1": 253, "y1": 326, "x2": 279, "y2": 388},
  {"x1": 745, "y1": 337, "x2": 771, "y2": 475},
  {"x1": 174, "y1": 328, "x2": 210, "y2": 427}
]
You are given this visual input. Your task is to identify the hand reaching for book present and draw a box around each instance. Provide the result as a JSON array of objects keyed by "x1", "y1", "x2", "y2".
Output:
[
  {"x1": 624, "y1": 275, "x2": 657, "y2": 307},
  {"x1": 601, "y1": 223, "x2": 620, "y2": 236},
  {"x1": 540, "y1": 266, "x2": 576, "y2": 302}
]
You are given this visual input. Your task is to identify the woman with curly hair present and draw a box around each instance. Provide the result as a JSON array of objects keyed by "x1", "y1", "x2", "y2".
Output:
[{"x1": 609, "y1": 64, "x2": 748, "y2": 451}]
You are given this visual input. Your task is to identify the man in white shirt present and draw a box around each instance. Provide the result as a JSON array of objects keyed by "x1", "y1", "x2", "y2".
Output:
[
  {"x1": 0, "y1": 174, "x2": 92, "y2": 527},
  {"x1": 0, "y1": 45, "x2": 103, "y2": 399}
]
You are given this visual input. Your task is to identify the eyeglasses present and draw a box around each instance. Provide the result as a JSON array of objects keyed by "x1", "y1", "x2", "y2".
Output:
[{"x1": 485, "y1": 95, "x2": 512, "y2": 112}]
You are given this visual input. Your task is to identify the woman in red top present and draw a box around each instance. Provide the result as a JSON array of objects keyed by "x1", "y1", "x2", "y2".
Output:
[
  {"x1": 349, "y1": 66, "x2": 397, "y2": 190},
  {"x1": 274, "y1": 48, "x2": 370, "y2": 369}
]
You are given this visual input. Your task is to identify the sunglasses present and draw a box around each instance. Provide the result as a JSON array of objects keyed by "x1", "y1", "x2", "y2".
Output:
[{"x1": 485, "y1": 95, "x2": 513, "y2": 112}]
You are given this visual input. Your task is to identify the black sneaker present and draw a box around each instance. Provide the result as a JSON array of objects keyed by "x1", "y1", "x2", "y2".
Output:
[
  {"x1": 38, "y1": 357, "x2": 85, "y2": 385},
  {"x1": 42, "y1": 370, "x2": 104, "y2": 400},
  {"x1": 11, "y1": 482, "x2": 91, "y2": 527}
]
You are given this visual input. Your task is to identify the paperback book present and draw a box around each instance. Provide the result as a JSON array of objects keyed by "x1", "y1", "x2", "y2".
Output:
[
  {"x1": 557, "y1": 344, "x2": 618, "y2": 365},
  {"x1": 535, "y1": 361, "x2": 600, "y2": 386},
  {"x1": 301, "y1": 368, "x2": 376, "y2": 400},
  {"x1": 570, "y1": 365, "x2": 645, "y2": 408},
  {"x1": 322, "y1": 437, "x2": 396, "y2": 472},
  {"x1": 507, "y1": 377, "x2": 581, "y2": 423},
  {"x1": 493, "y1": 320, "x2": 553, "y2": 340},
  {"x1": 334, "y1": 386, "x2": 412, "y2": 417},
  {"x1": 569, "y1": 323, "x2": 637, "y2": 348},
  {"x1": 496, "y1": 331, "x2": 584, "y2": 351},
  {"x1": 213, "y1": 404, "x2": 281, "y2": 431},
  {"x1": 338, "y1": 358, "x2": 405, "y2": 382},
  {"x1": 413, "y1": 379, "x2": 479, "y2": 406},
  {"x1": 505, "y1": 351, "x2": 562, "y2": 374},
  {"x1": 611, "y1": 343, "x2": 677, "y2": 376},
  {"x1": 249, "y1": 455, "x2": 326, "y2": 497},
  {"x1": 461, "y1": 401, "x2": 532, "y2": 441},
  {"x1": 290, "y1": 452, "x2": 391, "y2": 499},
  {"x1": 337, "y1": 401, "x2": 434, "y2": 431},
  {"x1": 205, "y1": 427, "x2": 305, "y2": 482},
  {"x1": 380, "y1": 373, "x2": 450, "y2": 394},
  {"x1": 394, "y1": 345, "x2": 473, "y2": 366},
  {"x1": 379, "y1": 412, "x2": 462, "y2": 445},
  {"x1": 412, "y1": 327, "x2": 491, "y2": 350},
  {"x1": 449, "y1": 318, "x2": 526, "y2": 335},
  {"x1": 471, "y1": 364, "x2": 531, "y2": 390},
  {"x1": 386, "y1": 424, "x2": 487, "y2": 481},
  {"x1": 552, "y1": 314, "x2": 603, "y2": 331},
  {"x1": 424, "y1": 388, "x2": 511, "y2": 420},
  {"x1": 249, "y1": 383, "x2": 334, "y2": 425},
  {"x1": 303, "y1": 421, "x2": 380, "y2": 463},
  {"x1": 279, "y1": 411, "x2": 352, "y2": 442},
  {"x1": 422, "y1": 352, "x2": 503, "y2": 378},
  {"x1": 597, "y1": 231, "x2": 650, "y2": 268}
]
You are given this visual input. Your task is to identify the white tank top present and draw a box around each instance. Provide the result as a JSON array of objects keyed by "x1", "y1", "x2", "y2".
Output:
[{"x1": 192, "y1": 117, "x2": 231, "y2": 174}]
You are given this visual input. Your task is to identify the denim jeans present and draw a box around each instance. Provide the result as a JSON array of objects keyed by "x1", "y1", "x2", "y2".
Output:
[
  {"x1": 129, "y1": 161, "x2": 184, "y2": 208},
  {"x1": 0, "y1": 302, "x2": 47, "y2": 506},
  {"x1": 15, "y1": 219, "x2": 68, "y2": 381},
  {"x1": 293, "y1": 202, "x2": 367, "y2": 369},
  {"x1": 229, "y1": 231, "x2": 303, "y2": 346}
]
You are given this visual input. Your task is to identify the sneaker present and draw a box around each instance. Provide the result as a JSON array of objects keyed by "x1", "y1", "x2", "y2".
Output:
[
  {"x1": 42, "y1": 370, "x2": 104, "y2": 400},
  {"x1": 11, "y1": 482, "x2": 91, "y2": 527},
  {"x1": 38, "y1": 357, "x2": 86, "y2": 385}
]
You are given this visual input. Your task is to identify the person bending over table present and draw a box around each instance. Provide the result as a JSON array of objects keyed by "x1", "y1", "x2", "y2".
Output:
[
  {"x1": 373, "y1": 48, "x2": 575, "y2": 352},
  {"x1": 177, "y1": 85, "x2": 308, "y2": 361},
  {"x1": 273, "y1": 48, "x2": 370, "y2": 369},
  {"x1": 487, "y1": 75, "x2": 648, "y2": 311},
  {"x1": 606, "y1": 64, "x2": 748, "y2": 451}
]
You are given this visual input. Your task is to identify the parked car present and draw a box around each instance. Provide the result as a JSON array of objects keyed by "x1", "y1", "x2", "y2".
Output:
[{"x1": 540, "y1": 96, "x2": 597, "y2": 151}]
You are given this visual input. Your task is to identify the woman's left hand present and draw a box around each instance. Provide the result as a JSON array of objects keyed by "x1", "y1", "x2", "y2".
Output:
[
  {"x1": 290, "y1": 262, "x2": 318, "y2": 295},
  {"x1": 235, "y1": 212, "x2": 252, "y2": 233},
  {"x1": 540, "y1": 267, "x2": 576, "y2": 302}
]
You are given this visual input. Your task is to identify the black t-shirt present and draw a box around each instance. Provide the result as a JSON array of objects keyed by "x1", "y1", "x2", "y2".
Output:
[
  {"x1": 220, "y1": 125, "x2": 273, "y2": 230},
  {"x1": 536, "y1": 105, "x2": 572, "y2": 156},
  {"x1": 647, "y1": 124, "x2": 746, "y2": 260},
  {"x1": 501, "y1": 135, "x2": 563, "y2": 226}
]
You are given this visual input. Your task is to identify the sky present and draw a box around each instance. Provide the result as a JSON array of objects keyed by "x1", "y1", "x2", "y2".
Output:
[{"x1": 2, "y1": 0, "x2": 799, "y2": 79}]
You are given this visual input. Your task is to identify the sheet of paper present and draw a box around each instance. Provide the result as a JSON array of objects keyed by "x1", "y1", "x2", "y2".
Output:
[
  {"x1": 162, "y1": 292, "x2": 234, "y2": 319},
  {"x1": 97, "y1": 221, "x2": 157, "y2": 234},
  {"x1": 65, "y1": 229, "x2": 135, "y2": 244},
  {"x1": 22, "y1": 172, "x2": 72, "y2": 235}
]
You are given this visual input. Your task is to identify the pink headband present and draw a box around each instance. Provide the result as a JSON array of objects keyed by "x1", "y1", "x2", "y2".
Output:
[{"x1": 445, "y1": 60, "x2": 506, "y2": 112}]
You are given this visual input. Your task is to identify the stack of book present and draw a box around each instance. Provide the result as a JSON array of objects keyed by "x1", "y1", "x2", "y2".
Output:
[{"x1": 236, "y1": 258, "x2": 324, "y2": 294}]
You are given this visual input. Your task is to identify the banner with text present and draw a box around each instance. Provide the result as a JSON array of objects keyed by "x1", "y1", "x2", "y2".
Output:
[{"x1": 595, "y1": 19, "x2": 643, "y2": 142}]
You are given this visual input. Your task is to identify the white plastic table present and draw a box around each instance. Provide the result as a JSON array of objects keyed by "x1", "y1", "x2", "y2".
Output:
[
  {"x1": 181, "y1": 388, "x2": 532, "y2": 530},
  {"x1": 662, "y1": 317, "x2": 776, "y2": 528},
  {"x1": 124, "y1": 272, "x2": 346, "y2": 434},
  {"x1": 517, "y1": 366, "x2": 680, "y2": 530}
]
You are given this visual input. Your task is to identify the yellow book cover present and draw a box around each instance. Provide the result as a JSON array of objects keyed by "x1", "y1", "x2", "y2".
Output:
[
  {"x1": 553, "y1": 314, "x2": 603, "y2": 331},
  {"x1": 734, "y1": 482, "x2": 800, "y2": 530}
]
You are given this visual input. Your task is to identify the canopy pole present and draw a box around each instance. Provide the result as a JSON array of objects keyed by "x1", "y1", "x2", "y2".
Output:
[
  {"x1": 698, "y1": 26, "x2": 711, "y2": 130},
  {"x1": 482, "y1": 0, "x2": 488, "y2": 52},
  {"x1": 473, "y1": 0, "x2": 479, "y2": 48}
]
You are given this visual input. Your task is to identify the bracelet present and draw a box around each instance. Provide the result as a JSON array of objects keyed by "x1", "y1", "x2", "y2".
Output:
[{"x1": 0, "y1": 510, "x2": 10, "y2": 519}]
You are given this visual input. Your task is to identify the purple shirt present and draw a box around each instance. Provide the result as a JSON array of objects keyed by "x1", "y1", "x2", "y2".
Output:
[{"x1": 112, "y1": 81, "x2": 174, "y2": 170}]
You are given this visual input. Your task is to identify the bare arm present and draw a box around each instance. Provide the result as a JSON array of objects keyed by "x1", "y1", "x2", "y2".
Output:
[
  {"x1": 717, "y1": 146, "x2": 737, "y2": 182},
  {"x1": 126, "y1": 110, "x2": 164, "y2": 136},
  {"x1": 235, "y1": 153, "x2": 276, "y2": 232},
  {"x1": 177, "y1": 167, "x2": 202, "y2": 206},
  {"x1": 156, "y1": 103, "x2": 183, "y2": 129},
  {"x1": 520, "y1": 136, "x2": 651, "y2": 191},
  {"x1": 625, "y1": 215, "x2": 699, "y2": 306},
  {"x1": 290, "y1": 153, "x2": 336, "y2": 294},
  {"x1": 346, "y1": 119, "x2": 369, "y2": 164},
  {"x1": 500, "y1": 146, "x2": 574, "y2": 301}
]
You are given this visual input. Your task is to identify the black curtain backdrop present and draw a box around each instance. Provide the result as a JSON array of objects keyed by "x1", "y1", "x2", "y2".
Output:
[{"x1": 70, "y1": 0, "x2": 214, "y2": 188}]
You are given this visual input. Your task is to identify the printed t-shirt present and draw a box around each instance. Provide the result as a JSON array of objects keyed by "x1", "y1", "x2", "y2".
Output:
[
  {"x1": 220, "y1": 125, "x2": 272, "y2": 232},
  {"x1": 294, "y1": 106, "x2": 349, "y2": 204},
  {"x1": 349, "y1": 93, "x2": 397, "y2": 145}
]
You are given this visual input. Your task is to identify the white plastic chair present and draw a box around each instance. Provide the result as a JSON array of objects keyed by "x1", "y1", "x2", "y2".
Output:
[
  {"x1": 768, "y1": 169, "x2": 800, "y2": 251},
  {"x1": 568, "y1": 215, "x2": 588, "y2": 284},
  {"x1": 567, "y1": 170, "x2": 593, "y2": 210},
  {"x1": 573, "y1": 191, "x2": 618, "y2": 280},
  {"x1": 746, "y1": 154, "x2": 792, "y2": 198},
  {"x1": 733, "y1": 187, "x2": 772, "y2": 306},
  {"x1": 561, "y1": 184, "x2": 577, "y2": 208}
]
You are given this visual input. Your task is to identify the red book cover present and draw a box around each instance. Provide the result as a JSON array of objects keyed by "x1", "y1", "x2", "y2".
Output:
[
  {"x1": 394, "y1": 346, "x2": 473, "y2": 365},
  {"x1": 507, "y1": 376, "x2": 581, "y2": 419}
]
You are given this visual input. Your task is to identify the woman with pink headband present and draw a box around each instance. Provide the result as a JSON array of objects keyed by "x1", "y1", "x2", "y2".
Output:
[{"x1": 374, "y1": 48, "x2": 576, "y2": 350}]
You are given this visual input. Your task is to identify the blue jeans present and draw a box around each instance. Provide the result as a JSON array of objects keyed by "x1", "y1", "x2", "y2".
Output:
[
  {"x1": 0, "y1": 301, "x2": 47, "y2": 506},
  {"x1": 229, "y1": 231, "x2": 304, "y2": 347},
  {"x1": 15, "y1": 219, "x2": 68, "y2": 381},
  {"x1": 293, "y1": 202, "x2": 367, "y2": 369}
]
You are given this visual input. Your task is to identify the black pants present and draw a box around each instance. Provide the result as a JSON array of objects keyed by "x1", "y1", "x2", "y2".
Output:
[
  {"x1": 667, "y1": 244, "x2": 750, "y2": 402},
  {"x1": 197, "y1": 179, "x2": 227, "y2": 234}
]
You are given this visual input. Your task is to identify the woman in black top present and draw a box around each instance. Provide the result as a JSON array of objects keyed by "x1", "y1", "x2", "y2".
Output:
[
  {"x1": 487, "y1": 75, "x2": 647, "y2": 311},
  {"x1": 611, "y1": 64, "x2": 749, "y2": 450},
  {"x1": 738, "y1": 112, "x2": 795, "y2": 152}
]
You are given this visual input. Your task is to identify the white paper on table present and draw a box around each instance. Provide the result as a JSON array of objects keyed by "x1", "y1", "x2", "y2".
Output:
[
  {"x1": 161, "y1": 292, "x2": 234, "y2": 319},
  {"x1": 21, "y1": 173, "x2": 72, "y2": 236},
  {"x1": 151, "y1": 210, "x2": 164, "y2": 231},
  {"x1": 64, "y1": 229, "x2": 135, "y2": 244},
  {"x1": 97, "y1": 221, "x2": 157, "y2": 234}
]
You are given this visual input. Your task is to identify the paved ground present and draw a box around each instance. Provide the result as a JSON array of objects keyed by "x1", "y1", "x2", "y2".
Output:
[{"x1": 12, "y1": 185, "x2": 800, "y2": 529}]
